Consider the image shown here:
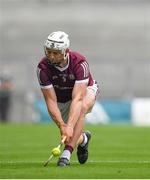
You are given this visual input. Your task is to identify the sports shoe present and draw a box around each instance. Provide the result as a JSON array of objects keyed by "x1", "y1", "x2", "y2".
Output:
[
  {"x1": 57, "y1": 157, "x2": 70, "y2": 167},
  {"x1": 77, "y1": 131, "x2": 91, "y2": 164}
]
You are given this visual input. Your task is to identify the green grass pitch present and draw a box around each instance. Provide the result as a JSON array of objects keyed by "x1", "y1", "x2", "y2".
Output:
[{"x1": 0, "y1": 123, "x2": 150, "y2": 179}]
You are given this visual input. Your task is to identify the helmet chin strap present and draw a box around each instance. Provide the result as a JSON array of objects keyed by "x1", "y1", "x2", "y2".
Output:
[
  {"x1": 46, "y1": 57, "x2": 67, "y2": 68},
  {"x1": 46, "y1": 58, "x2": 61, "y2": 67}
]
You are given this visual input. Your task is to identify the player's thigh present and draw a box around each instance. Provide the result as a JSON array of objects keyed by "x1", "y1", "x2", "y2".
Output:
[{"x1": 82, "y1": 88, "x2": 96, "y2": 113}]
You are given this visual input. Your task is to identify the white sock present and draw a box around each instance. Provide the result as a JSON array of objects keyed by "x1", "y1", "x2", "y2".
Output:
[
  {"x1": 80, "y1": 133, "x2": 88, "y2": 147},
  {"x1": 60, "y1": 150, "x2": 71, "y2": 160}
]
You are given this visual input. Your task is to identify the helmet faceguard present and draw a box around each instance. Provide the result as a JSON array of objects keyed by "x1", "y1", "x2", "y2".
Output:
[{"x1": 44, "y1": 31, "x2": 70, "y2": 60}]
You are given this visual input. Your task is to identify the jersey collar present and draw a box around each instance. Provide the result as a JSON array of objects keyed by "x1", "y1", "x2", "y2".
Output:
[{"x1": 54, "y1": 55, "x2": 70, "y2": 71}]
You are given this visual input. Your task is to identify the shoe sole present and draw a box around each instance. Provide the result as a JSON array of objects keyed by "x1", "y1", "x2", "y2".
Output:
[{"x1": 57, "y1": 158, "x2": 70, "y2": 167}]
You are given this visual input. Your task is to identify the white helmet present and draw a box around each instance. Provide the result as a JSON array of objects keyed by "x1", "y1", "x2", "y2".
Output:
[{"x1": 44, "y1": 31, "x2": 70, "y2": 59}]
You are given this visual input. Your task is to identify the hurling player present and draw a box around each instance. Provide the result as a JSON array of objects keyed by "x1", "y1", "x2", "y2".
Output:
[{"x1": 37, "y1": 31, "x2": 99, "y2": 166}]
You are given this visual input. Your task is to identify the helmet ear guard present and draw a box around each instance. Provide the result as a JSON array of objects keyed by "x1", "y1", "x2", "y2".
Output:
[{"x1": 63, "y1": 48, "x2": 69, "y2": 59}]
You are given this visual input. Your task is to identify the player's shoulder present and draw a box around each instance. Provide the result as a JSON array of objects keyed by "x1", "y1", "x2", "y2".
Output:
[
  {"x1": 69, "y1": 50, "x2": 89, "y2": 71},
  {"x1": 69, "y1": 50, "x2": 87, "y2": 63},
  {"x1": 37, "y1": 56, "x2": 48, "y2": 70}
]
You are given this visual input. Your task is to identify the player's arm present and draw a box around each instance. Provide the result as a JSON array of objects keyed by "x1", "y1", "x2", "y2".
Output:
[
  {"x1": 37, "y1": 67, "x2": 66, "y2": 130},
  {"x1": 41, "y1": 88, "x2": 66, "y2": 130},
  {"x1": 66, "y1": 82, "x2": 87, "y2": 135}
]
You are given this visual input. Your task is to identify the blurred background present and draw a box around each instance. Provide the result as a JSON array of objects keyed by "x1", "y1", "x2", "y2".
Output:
[{"x1": 0, "y1": 0, "x2": 150, "y2": 125}]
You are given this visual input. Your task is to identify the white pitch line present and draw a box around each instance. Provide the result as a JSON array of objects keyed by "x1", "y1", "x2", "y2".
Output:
[
  {"x1": 0, "y1": 160, "x2": 150, "y2": 164},
  {"x1": 88, "y1": 160, "x2": 150, "y2": 163}
]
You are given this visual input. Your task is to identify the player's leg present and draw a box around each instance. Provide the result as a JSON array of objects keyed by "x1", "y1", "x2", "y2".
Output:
[
  {"x1": 73, "y1": 88, "x2": 96, "y2": 164},
  {"x1": 69, "y1": 87, "x2": 96, "y2": 148},
  {"x1": 58, "y1": 88, "x2": 96, "y2": 166},
  {"x1": 69, "y1": 82, "x2": 99, "y2": 164}
]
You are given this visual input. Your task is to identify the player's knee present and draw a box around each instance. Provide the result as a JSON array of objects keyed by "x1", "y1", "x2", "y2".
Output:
[
  {"x1": 81, "y1": 103, "x2": 88, "y2": 114},
  {"x1": 81, "y1": 101, "x2": 94, "y2": 114}
]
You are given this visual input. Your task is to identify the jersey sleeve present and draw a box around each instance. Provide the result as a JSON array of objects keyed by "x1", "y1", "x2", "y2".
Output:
[
  {"x1": 36, "y1": 67, "x2": 53, "y2": 89},
  {"x1": 75, "y1": 61, "x2": 90, "y2": 84}
]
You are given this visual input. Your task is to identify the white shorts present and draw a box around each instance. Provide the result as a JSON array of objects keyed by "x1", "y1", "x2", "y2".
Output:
[
  {"x1": 87, "y1": 80, "x2": 99, "y2": 97},
  {"x1": 57, "y1": 81, "x2": 99, "y2": 123}
]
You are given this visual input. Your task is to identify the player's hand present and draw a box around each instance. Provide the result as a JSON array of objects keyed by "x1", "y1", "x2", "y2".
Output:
[{"x1": 65, "y1": 124, "x2": 73, "y2": 143}]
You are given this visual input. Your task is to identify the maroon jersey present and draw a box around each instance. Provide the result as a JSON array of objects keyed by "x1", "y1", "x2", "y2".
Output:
[{"x1": 37, "y1": 51, "x2": 95, "y2": 103}]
